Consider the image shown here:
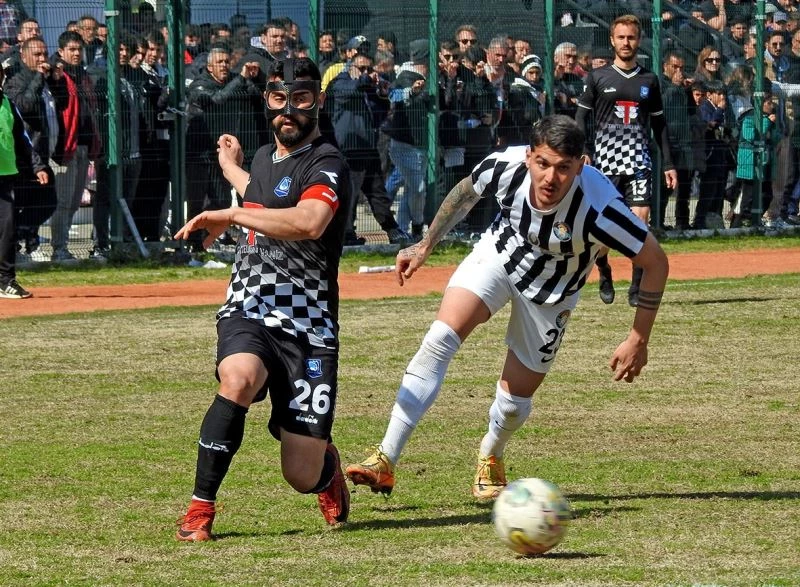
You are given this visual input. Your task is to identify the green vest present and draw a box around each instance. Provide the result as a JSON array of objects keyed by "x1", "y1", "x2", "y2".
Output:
[{"x1": 0, "y1": 95, "x2": 18, "y2": 176}]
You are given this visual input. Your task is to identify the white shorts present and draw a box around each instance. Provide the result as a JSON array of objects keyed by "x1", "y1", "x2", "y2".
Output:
[{"x1": 446, "y1": 237, "x2": 580, "y2": 373}]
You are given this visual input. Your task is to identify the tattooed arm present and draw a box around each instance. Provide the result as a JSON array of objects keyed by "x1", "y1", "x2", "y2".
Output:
[{"x1": 395, "y1": 176, "x2": 482, "y2": 286}]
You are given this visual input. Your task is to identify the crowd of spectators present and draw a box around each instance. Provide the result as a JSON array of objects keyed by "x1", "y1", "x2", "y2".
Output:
[{"x1": 2, "y1": 1, "x2": 799, "y2": 284}]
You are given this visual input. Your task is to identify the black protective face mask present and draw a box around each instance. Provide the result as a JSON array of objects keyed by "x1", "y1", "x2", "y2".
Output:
[{"x1": 265, "y1": 79, "x2": 321, "y2": 120}]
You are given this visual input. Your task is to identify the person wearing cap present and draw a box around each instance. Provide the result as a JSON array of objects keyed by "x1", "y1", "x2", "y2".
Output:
[
  {"x1": 770, "y1": 10, "x2": 789, "y2": 33},
  {"x1": 321, "y1": 35, "x2": 370, "y2": 92},
  {"x1": 505, "y1": 54, "x2": 545, "y2": 146}
]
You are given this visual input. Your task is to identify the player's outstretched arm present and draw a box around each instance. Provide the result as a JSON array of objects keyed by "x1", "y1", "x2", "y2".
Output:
[
  {"x1": 609, "y1": 232, "x2": 669, "y2": 382},
  {"x1": 395, "y1": 176, "x2": 481, "y2": 285},
  {"x1": 217, "y1": 134, "x2": 249, "y2": 197}
]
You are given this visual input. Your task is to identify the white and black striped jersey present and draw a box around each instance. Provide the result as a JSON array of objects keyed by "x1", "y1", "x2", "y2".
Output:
[
  {"x1": 471, "y1": 145, "x2": 649, "y2": 305},
  {"x1": 216, "y1": 137, "x2": 351, "y2": 350},
  {"x1": 577, "y1": 64, "x2": 665, "y2": 176}
]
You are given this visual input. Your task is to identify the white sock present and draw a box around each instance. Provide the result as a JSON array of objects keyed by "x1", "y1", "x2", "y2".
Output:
[
  {"x1": 379, "y1": 320, "x2": 461, "y2": 464},
  {"x1": 479, "y1": 382, "x2": 533, "y2": 459}
]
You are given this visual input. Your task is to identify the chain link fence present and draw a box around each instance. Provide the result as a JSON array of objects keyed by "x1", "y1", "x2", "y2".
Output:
[{"x1": 6, "y1": 0, "x2": 780, "y2": 264}]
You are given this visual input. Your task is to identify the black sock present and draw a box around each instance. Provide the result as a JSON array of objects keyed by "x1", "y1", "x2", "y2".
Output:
[
  {"x1": 596, "y1": 255, "x2": 609, "y2": 269},
  {"x1": 304, "y1": 446, "x2": 336, "y2": 494},
  {"x1": 193, "y1": 394, "x2": 249, "y2": 501}
]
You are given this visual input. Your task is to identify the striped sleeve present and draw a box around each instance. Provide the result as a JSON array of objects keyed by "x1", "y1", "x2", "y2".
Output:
[{"x1": 592, "y1": 197, "x2": 649, "y2": 258}]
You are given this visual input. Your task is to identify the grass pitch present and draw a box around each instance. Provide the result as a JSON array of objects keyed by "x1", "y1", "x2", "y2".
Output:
[{"x1": 1, "y1": 273, "x2": 798, "y2": 586}]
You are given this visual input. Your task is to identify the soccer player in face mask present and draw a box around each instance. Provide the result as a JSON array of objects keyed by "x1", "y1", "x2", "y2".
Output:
[{"x1": 174, "y1": 58, "x2": 353, "y2": 540}]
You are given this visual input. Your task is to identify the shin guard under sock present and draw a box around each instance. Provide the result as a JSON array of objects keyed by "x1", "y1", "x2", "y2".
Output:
[
  {"x1": 193, "y1": 394, "x2": 248, "y2": 501},
  {"x1": 479, "y1": 382, "x2": 533, "y2": 459},
  {"x1": 380, "y1": 320, "x2": 461, "y2": 464}
]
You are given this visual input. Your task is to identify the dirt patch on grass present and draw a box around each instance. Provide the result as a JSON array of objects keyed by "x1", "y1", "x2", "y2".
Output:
[{"x1": 2, "y1": 247, "x2": 799, "y2": 319}]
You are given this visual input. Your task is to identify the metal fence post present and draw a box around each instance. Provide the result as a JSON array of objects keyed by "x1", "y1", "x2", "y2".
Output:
[
  {"x1": 104, "y1": 0, "x2": 122, "y2": 246},
  {"x1": 428, "y1": 0, "x2": 439, "y2": 219},
  {"x1": 166, "y1": 0, "x2": 186, "y2": 245},
  {"x1": 544, "y1": 0, "x2": 554, "y2": 114},
  {"x1": 754, "y1": 0, "x2": 766, "y2": 224},
  {"x1": 652, "y1": 0, "x2": 663, "y2": 229},
  {"x1": 309, "y1": 0, "x2": 320, "y2": 63}
]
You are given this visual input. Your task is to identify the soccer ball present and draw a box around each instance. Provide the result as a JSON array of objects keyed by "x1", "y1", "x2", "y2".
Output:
[{"x1": 492, "y1": 477, "x2": 571, "y2": 555}]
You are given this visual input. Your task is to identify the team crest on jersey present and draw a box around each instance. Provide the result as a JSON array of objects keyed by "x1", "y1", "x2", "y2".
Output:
[
  {"x1": 640, "y1": 86, "x2": 649, "y2": 98},
  {"x1": 552, "y1": 222, "x2": 572, "y2": 242},
  {"x1": 305, "y1": 359, "x2": 323, "y2": 379},
  {"x1": 556, "y1": 310, "x2": 571, "y2": 329},
  {"x1": 274, "y1": 176, "x2": 292, "y2": 198}
]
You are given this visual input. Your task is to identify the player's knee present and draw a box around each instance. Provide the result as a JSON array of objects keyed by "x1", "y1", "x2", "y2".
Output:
[
  {"x1": 410, "y1": 320, "x2": 461, "y2": 370},
  {"x1": 218, "y1": 370, "x2": 262, "y2": 406}
]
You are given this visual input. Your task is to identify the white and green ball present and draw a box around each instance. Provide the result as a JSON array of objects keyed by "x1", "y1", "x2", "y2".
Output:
[{"x1": 492, "y1": 478, "x2": 571, "y2": 555}]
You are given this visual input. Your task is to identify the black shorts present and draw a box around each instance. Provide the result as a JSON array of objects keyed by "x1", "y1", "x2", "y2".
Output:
[
  {"x1": 216, "y1": 314, "x2": 338, "y2": 441},
  {"x1": 609, "y1": 170, "x2": 652, "y2": 207}
]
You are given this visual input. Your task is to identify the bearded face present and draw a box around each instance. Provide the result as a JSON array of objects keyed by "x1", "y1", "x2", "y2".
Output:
[{"x1": 271, "y1": 112, "x2": 316, "y2": 147}]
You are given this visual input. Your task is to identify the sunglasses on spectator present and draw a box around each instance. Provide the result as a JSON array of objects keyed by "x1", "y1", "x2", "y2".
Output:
[
  {"x1": 704, "y1": 57, "x2": 721, "y2": 63},
  {"x1": 771, "y1": 42, "x2": 785, "y2": 47},
  {"x1": 357, "y1": 65, "x2": 373, "y2": 73},
  {"x1": 441, "y1": 53, "x2": 457, "y2": 60},
  {"x1": 459, "y1": 38, "x2": 478, "y2": 45}
]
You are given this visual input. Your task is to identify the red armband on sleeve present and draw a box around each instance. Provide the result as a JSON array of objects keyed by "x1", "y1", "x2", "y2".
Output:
[{"x1": 300, "y1": 184, "x2": 340, "y2": 213}]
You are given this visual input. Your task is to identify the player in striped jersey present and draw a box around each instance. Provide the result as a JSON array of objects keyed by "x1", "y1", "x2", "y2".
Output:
[
  {"x1": 346, "y1": 115, "x2": 669, "y2": 499},
  {"x1": 576, "y1": 14, "x2": 676, "y2": 306}
]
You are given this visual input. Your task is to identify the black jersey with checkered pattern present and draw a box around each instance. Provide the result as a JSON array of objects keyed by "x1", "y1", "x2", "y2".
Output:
[
  {"x1": 216, "y1": 137, "x2": 351, "y2": 350},
  {"x1": 577, "y1": 64, "x2": 665, "y2": 176},
  {"x1": 471, "y1": 146, "x2": 649, "y2": 305}
]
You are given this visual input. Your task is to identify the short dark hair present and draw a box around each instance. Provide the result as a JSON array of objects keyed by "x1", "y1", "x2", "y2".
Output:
[
  {"x1": 58, "y1": 30, "x2": 83, "y2": 49},
  {"x1": 144, "y1": 30, "x2": 165, "y2": 48},
  {"x1": 268, "y1": 57, "x2": 321, "y2": 82},
  {"x1": 705, "y1": 79, "x2": 726, "y2": 94},
  {"x1": 261, "y1": 20, "x2": 285, "y2": 35},
  {"x1": 212, "y1": 23, "x2": 231, "y2": 36},
  {"x1": 119, "y1": 32, "x2": 138, "y2": 53},
  {"x1": 440, "y1": 39, "x2": 458, "y2": 52},
  {"x1": 530, "y1": 115, "x2": 585, "y2": 158},
  {"x1": 662, "y1": 48, "x2": 685, "y2": 63}
]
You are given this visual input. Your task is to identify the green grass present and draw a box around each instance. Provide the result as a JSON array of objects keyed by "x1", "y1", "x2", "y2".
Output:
[
  {"x1": 1, "y1": 274, "x2": 799, "y2": 585},
  {"x1": 16, "y1": 234, "x2": 800, "y2": 288}
]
